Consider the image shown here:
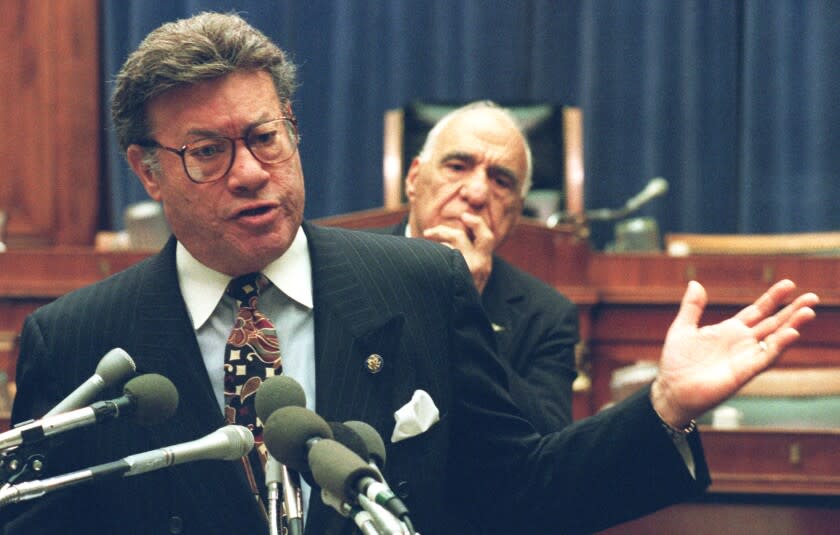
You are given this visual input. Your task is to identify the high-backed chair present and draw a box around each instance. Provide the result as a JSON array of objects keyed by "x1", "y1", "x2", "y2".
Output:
[{"x1": 382, "y1": 101, "x2": 585, "y2": 223}]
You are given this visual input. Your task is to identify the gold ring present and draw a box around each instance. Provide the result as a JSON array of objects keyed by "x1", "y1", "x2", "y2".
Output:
[{"x1": 758, "y1": 340, "x2": 769, "y2": 352}]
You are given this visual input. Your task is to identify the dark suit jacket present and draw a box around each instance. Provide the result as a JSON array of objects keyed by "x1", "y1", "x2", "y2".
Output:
[
  {"x1": 379, "y1": 220, "x2": 579, "y2": 433},
  {"x1": 4, "y1": 223, "x2": 709, "y2": 535}
]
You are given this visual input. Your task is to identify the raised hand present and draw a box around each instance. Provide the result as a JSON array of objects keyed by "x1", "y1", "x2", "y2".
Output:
[
  {"x1": 651, "y1": 279, "x2": 819, "y2": 428},
  {"x1": 422, "y1": 212, "x2": 495, "y2": 293}
]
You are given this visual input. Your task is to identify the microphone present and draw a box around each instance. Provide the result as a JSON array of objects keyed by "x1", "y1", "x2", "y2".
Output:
[
  {"x1": 254, "y1": 376, "x2": 307, "y2": 535},
  {"x1": 119, "y1": 424, "x2": 253, "y2": 477},
  {"x1": 320, "y1": 489, "x2": 380, "y2": 535},
  {"x1": 0, "y1": 373, "x2": 178, "y2": 451},
  {"x1": 343, "y1": 421, "x2": 386, "y2": 471},
  {"x1": 0, "y1": 425, "x2": 253, "y2": 507},
  {"x1": 263, "y1": 407, "x2": 413, "y2": 534},
  {"x1": 344, "y1": 420, "x2": 413, "y2": 532},
  {"x1": 264, "y1": 408, "x2": 407, "y2": 535},
  {"x1": 548, "y1": 176, "x2": 670, "y2": 225},
  {"x1": 307, "y1": 440, "x2": 402, "y2": 535},
  {"x1": 254, "y1": 375, "x2": 306, "y2": 420},
  {"x1": 624, "y1": 176, "x2": 669, "y2": 214},
  {"x1": 45, "y1": 348, "x2": 137, "y2": 417},
  {"x1": 329, "y1": 422, "x2": 369, "y2": 462},
  {"x1": 263, "y1": 406, "x2": 334, "y2": 473}
]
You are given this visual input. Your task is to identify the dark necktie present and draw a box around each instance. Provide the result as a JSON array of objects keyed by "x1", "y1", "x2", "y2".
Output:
[{"x1": 223, "y1": 273, "x2": 282, "y2": 497}]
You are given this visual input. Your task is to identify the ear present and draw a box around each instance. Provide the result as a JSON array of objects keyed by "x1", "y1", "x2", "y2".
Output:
[
  {"x1": 404, "y1": 157, "x2": 421, "y2": 202},
  {"x1": 126, "y1": 144, "x2": 163, "y2": 201}
]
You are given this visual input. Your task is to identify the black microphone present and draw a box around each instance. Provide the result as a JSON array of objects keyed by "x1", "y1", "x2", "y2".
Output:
[
  {"x1": 344, "y1": 420, "x2": 412, "y2": 531},
  {"x1": 264, "y1": 408, "x2": 405, "y2": 535},
  {"x1": 307, "y1": 439, "x2": 382, "y2": 508},
  {"x1": 254, "y1": 376, "x2": 307, "y2": 535},
  {"x1": 254, "y1": 375, "x2": 306, "y2": 420},
  {"x1": 329, "y1": 422, "x2": 369, "y2": 462},
  {"x1": 307, "y1": 440, "x2": 402, "y2": 535},
  {"x1": 264, "y1": 409, "x2": 384, "y2": 502},
  {"x1": 263, "y1": 406, "x2": 334, "y2": 473},
  {"x1": 343, "y1": 420, "x2": 386, "y2": 470},
  {"x1": 45, "y1": 348, "x2": 137, "y2": 416},
  {"x1": 0, "y1": 425, "x2": 252, "y2": 507},
  {"x1": 0, "y1": 373, "x2": 178, "y2": 451}
]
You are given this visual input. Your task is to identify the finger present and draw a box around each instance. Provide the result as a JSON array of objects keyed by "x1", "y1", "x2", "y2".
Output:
[
  {"x1": 756, "y1": 292, "x2": 820, "y2": 328},
  {"x1": 423, "y1": 225, "x2": 471, "y2": 249},
  {"x1": 670, "y1": 280, "x2": 708, "y2": 330},
  {"x1": 754, "y1": 303, "x2": 817, "y2": 342},
  {"x1": 763, "y1": 326, "x2": 805, "y2": 355},
  {"x1": 735, "y1": 306, "x2": 815, "y2": 383},
  {"x1": 460, "y1": 213, "x2": 495, "y2": 252},
  {"x1": 730, "y1": 338, "x2": 784, "y2": 385},
  {"x1": 733, "y1": 279, "x2": 797, "y2": 326},
  {"x1": 732, "y1": 326, "x2": 802, "y2": 381}
]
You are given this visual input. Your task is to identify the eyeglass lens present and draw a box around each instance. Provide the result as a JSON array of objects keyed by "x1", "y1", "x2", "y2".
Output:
[{"x1": 183, "y1": 119, "x2": 297, "y2": 182}]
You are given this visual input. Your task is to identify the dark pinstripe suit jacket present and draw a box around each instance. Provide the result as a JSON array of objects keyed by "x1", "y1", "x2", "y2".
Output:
[
  {"x1": 380, "y1": 220, "x2": 580, "y2": 434},
  {"x1": 4, "y1": 223, "x2": 709, "y2": 535}
]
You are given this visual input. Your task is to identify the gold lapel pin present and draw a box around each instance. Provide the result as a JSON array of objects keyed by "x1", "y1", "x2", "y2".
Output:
[{"x1": 365, "y1": 353, "x2": 384, "y2": 374}]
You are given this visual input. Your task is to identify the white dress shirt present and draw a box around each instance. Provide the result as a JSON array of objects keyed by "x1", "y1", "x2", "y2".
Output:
[{"x1": 175, "y1": 227, "x2": 317, "y2": 513}]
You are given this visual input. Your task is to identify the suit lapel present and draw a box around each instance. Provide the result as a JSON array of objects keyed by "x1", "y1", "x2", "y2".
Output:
[
  {"x1": 303, "y1": 223, "x2": 409, "y2": 534},
  {"x1": 481, "y1": 257, "x2": 525, "y2": 366},
  {"x1": 304, "y1": 222, "x2": 407, "y2": 425},
  {"x1": 132, "y1": 238, "x2": 223, "y2": 433},
  {"x1": 129, "y1": 239, "x2": 259, "y2": 512}
]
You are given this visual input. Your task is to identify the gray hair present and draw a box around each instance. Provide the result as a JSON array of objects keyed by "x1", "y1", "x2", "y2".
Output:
[
  {"x1": 111, "y1": 11, "x2": 298, "y2": 153},
  {"x1": 417, "y1": 100, "x2": 534, "y2": 196}
]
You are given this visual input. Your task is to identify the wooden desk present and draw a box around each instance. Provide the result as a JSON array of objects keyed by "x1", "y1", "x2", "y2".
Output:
[{"x1": 0, "y1": 248, "x2": 150, "y2": 423}]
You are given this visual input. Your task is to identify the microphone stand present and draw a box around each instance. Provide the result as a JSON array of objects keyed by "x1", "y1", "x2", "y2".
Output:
[
  {"x1": 266, "y1": 457, "x2": 281, "y2": 535},
  {"x1": 547, "y1": 176, "x2": 669, "y2": 227},
  {"x1": 266, "y1": 456, "x2": 303, "y2": 535},
  {"x1": 281, "y1": 465, "x2": 303, "y2": 535}
]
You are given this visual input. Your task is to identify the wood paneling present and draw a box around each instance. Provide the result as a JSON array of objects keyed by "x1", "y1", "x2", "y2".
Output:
[
  {"x1": 0, "y1": 0, "x2": 100, "y2": 247},
  {"x1": 0, "y1": 249, "x2": 150, "y2": 382},
  {"x1": 598, "y1": 496, "x2": 840, "y2": 535}
]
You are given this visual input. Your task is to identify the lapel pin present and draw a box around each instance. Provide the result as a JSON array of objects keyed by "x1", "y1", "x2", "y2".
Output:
[{"x1": 365, "y1": 353, "x2": 384, "y2": 374}]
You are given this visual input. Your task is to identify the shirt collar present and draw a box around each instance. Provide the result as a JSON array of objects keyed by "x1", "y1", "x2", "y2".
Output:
[{"x1": 177, "y1": 226, "x2": 314, "y2": 329}]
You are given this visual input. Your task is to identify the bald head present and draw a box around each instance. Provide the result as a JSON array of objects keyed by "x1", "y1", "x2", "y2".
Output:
[
  {"x1": 418, "y1": 102, "x2": 533, "y2": 196},
  {"x1": 405, "y1": 101, "x2": 529, "y2": 253}
]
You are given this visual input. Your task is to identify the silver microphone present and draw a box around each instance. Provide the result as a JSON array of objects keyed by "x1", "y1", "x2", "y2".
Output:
[
  {"x1": 122, "y1": 425, "x2": 253, "y2": 476},
  {"x1": 46, "y1": 348, "x2": 137, "y2": 417},
  {"x1": 0, "y1": 425, "x2": 252, "y2": 507}
]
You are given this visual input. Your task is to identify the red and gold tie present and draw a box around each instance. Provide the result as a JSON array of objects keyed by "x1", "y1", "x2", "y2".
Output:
[{"x1": 223, "y1": 273, "x2": 282, "y2": 494}]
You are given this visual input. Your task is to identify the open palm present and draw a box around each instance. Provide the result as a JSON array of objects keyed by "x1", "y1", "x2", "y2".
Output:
[{"x1": 651, "y1": 279, "x2": 819, "y2": 427}]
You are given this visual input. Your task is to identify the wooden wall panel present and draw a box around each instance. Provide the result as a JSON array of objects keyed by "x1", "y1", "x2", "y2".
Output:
[{"x1": 0, "y1": 0, "x2": 100, "y2": 247}]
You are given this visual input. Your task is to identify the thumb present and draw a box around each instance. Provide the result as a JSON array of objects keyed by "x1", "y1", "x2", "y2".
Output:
[{"x1": 672, "y1": 280, "x2": 708, "y2": 330}]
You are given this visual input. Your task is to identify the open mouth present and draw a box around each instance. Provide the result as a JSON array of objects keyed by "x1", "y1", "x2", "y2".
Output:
[{"x1": 238, "y1": 206, "x2": 272, "y2": 218}]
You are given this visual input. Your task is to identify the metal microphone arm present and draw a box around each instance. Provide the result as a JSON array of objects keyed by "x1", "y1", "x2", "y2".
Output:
[{"x1": 548, "y1": 177, "x2": 669, "y2": 226}]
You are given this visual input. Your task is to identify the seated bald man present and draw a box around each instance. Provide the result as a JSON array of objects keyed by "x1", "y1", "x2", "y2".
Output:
[{"x1": 385, "y1": 101, "x2": 578, "y2": 433}]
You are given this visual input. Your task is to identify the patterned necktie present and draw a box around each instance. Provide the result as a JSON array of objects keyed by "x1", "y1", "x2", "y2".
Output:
[{"x1": 223, "y1": 273, "x2": 282, "y2": 494}]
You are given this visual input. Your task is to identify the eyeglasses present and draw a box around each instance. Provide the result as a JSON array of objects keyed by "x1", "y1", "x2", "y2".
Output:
[{"x1": 144, "y1": 118, "x2": 299, "y2": 183}]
